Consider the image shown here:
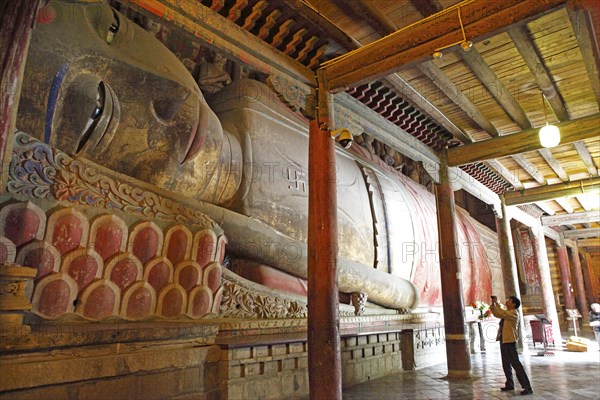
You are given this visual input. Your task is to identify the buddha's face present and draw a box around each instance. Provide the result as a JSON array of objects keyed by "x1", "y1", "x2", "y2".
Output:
[{"x1": 18, "y1": 0, "x2": 235, "y2": 201}]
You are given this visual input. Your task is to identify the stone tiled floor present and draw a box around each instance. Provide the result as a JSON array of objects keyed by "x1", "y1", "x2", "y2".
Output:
[{"x1": 343, "y1": 335, "x2": 600, "y2": 399}]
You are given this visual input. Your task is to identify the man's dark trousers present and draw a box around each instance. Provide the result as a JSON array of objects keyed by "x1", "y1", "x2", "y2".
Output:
[{"x1": 500, "y1": 342, "x2": 531, "y2": 389}]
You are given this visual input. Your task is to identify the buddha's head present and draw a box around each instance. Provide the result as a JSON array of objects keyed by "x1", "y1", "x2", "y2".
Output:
[{"x1": 18, "y1": 0, "x2": 239, "y2": 202}]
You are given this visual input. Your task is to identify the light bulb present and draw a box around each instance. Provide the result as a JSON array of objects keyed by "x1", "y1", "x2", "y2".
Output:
[
  {"x1": 432, "y1": 51, "x2": 443, "y2": 59},
  {"x1": 539, "y1": 123, "x2": 560, "y2": 148},
  {"x1": 460, "y1": 41, "x2": 473, "y2": 51}
]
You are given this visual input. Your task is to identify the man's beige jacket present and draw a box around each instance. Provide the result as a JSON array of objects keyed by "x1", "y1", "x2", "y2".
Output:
[{"x1": 490, "y1": 304, "x2": 519, "y2": 344}]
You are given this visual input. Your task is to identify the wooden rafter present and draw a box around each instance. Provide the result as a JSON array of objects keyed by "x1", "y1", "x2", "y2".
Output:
[
  {"x1": 542, "y1": 210, "x2": 600, "y2": 226},
  {"x1": 418, "y1": 61, "x2": 499, "y2": 137},
  {"x1": 411, "y1": 0, "x2": 443, "y2": 18},
  {"x1": 507, "y1": 25, "x2": 570, "y2": 121},
  {"x1": 578, "y1": 237, "x2": 600, "y2": 247},
  {"x1": 576, "y1": 194, "x2": 599, "y2": 211},
  {"x1": 447, "y1": 113, "x2": 599, "y2": 166},
  {"x1": 503, "y1": 177, "x2": 600, "y2": 205},
  {"x1": 339, "y1": 0, "x2": 398, "y2": 37},
  {"x1": 512, "y1": 154, "x2": 546, "y2": 185},
  {"x1": 567, "y1": 6, "x2": 600, "y2": 106},
  {"x1": 383, "y1": 74, "x2": 473, "y2": 144},
  {"x1": 486, "y1": 160, "x2": 523, "y2": 188},
  {"x1": 535, "y1": 201, "x2": 556, "y2": 216},
  {"x1": 563, "y1": 228, "x2": 600, "y2": 239},
  {"x1": 555, "y1": 198, "x2": 574, "y2": 213},
  {"x1": 538, "y1": 148, "x2": 570, "y2": 182},
  {"x1": 412, "y1": 10, "x2": 536, "y2": 195},
  {"x1": 320, "y1": 0, "x2": 570, "y2": 91},
  {"x1": 572, "y1": 141, "x2": 599, "y2": 177},
  {"x1": 461, "y1": 49, "x2": 532, "y2": 130}
]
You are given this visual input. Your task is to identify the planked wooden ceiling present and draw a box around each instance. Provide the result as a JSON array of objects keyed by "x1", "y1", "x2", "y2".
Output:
[{"x1": 138, "y1": 0, "x2": 600, "y2": 236}]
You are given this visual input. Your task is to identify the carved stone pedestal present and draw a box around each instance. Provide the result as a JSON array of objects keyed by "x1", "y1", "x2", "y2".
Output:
[{"x1": 0, "y1": 263, "x2": 36, "y2": 337}]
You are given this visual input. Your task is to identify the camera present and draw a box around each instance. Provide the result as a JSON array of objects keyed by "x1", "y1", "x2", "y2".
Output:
[{"x1": 330, "y1": 128, "x2": 354, "y2": 149}]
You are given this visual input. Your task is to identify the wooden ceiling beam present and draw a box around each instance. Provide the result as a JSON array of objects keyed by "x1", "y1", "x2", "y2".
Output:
[
  {"x1": 535, "y1": 201, "x2": 556, "y2": 216},
  {"x1": 512, "y1": 154, "x2": 546, "y2": 185},
  {"x1": 503, "y1": 177, "x2": 600, "y2": 205},
  {"x1": 418, "y1": 61, "x2": 499, "y2": 137},
  {"x1": 576, "y1": 194, "x2": 598, "y2": 211},
  {"x1": 563, "y1": 228, "x2": 600, "y2": 239},
  {"x1": 542, "y1": 210, "x2": 600, "y2": 226},
  {"x1": 461, "y1": 49, "x2": 532, "y2": 130},
  {"x1": 486, "y1": 160, "x2": 523, "y2": 188},
  {"x1": 538, "y1": 148, "x2": 570, "y2": 182},
  {"x1": 383, "y1": 74, "x2": 473, "y2": 144},
  {"x1": 555, "y1": 198, "x2": 575, "y2": 213},
  {"x1": 508, "y1": 26, "x2": 570, "y2": 121},
  {"x1": 572, "y1": 141, "x2": 599, "y2": 177},
  {"x1": 320, "y1": 0, "x2": 569, "y2": 91},
  {"x1": 577, "y1": 237, "x2": 600, "y2": 247},
  {"x1": 447, "y1": 113, "x2": 599, "y2": 166},
  {"x1": 411, "y1": 0, "x2": 443, "y2": 18},
  {"x1": 567, "y1": 6, "x2": 600, "y2": 106},
  {"x1": 342, "y1": 0, "x2": 398, "y2": 37}
]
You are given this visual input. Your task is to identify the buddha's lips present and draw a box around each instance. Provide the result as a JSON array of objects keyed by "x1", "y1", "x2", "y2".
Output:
[{"x1": 181, "y1": 104, "x2": 206, "y2": 164}]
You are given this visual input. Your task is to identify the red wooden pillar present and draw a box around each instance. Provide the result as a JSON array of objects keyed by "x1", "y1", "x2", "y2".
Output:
[
  {"x1": 570, "y1": 244, "x2": 589, "y2": 322},
  {"x1": 557, "y1": 245, "x2": 576, "y2": 310},
  {"x1": 435, "y1": 152, "x2": 471, "y2": 377},
  {"x1": 0, "y1": 0, "x2": 43, "y2": 179},
  {"x1": 584, "y1": 253, "x2": 600, "y2": 301},
  {"x1": 307, "y1": 73, "x2": 341, "y2": 399},
  {"x1": 580, "y1": 251, "x2": 596, "y2": 306}
]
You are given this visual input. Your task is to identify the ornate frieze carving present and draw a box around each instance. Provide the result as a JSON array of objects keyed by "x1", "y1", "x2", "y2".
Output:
[
  {"x1": 220, "y1": 279, "x2": 307, "y2": 319},
  {"x1": 8, "y1": 132, "x2": 216, "y2": 229},
  {"x1": 333, "y1": 102, "x2": 364, "y2": 137},
  {"x1": 266, "y1": 74, "x2": 315, "y2": 118}
]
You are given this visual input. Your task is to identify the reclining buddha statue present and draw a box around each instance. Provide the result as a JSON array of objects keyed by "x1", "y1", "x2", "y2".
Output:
[{"x1": 11, "y1": 0, "x2": 494, "y2": 315}]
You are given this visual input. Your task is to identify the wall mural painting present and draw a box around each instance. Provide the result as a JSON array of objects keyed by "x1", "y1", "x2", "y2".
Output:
[
  {"x1": 517, "y1": 228, "x2": 542, "y2": 295},
  {"x1": 3, "y1": 0, "x2": 499, "y2": 320}
]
